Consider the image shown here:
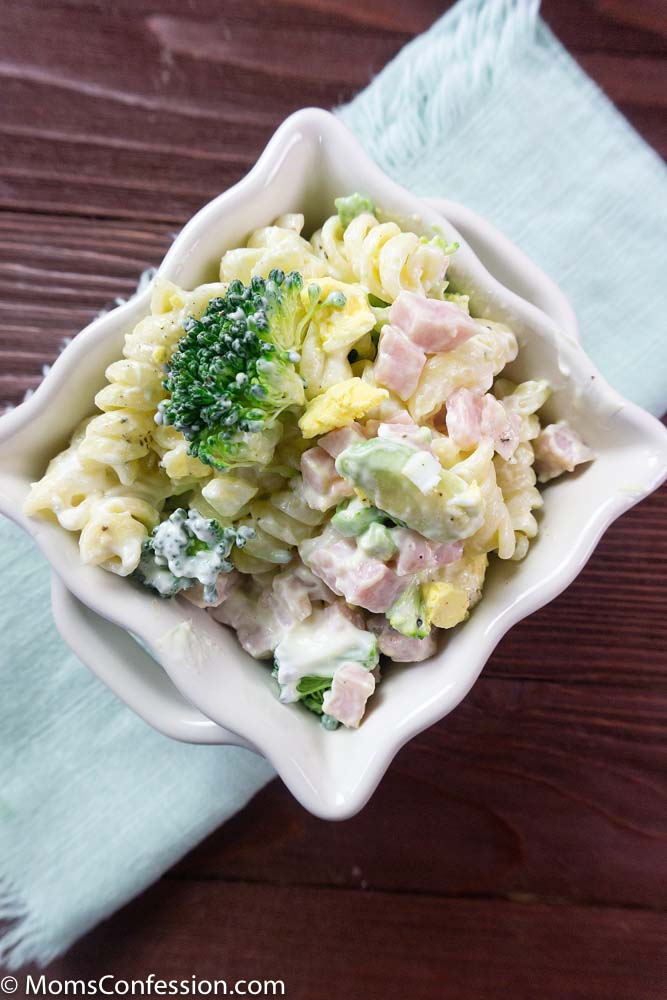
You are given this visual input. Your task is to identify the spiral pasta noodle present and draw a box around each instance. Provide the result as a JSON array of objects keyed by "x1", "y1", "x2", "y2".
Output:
[
  {"x1": 79, "y1": 495, "x2": 160, "y2": 576},
  {"x1": 24, "y1": 420, "x2": 116, "y2": 531},
  {"x1": 408, "y1": 320, "x2": 518, "y2": 423},
  {"x1": 451, "y1": 442, "x2": 516, "y2": 559},
  {"x1": 231, "y1": 481, "x2": 327, "y2": 575},
  {"x1": 220, "y1": 215, "x2": 327, "y2": 284},
  {"x1": 310, "y1": 211, "x2": 450, "y2": 302}
]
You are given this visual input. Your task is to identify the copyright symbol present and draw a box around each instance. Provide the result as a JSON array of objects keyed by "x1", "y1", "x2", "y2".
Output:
[{"x1": 0, "y1": 978, "x2": 17, "y2": 994}]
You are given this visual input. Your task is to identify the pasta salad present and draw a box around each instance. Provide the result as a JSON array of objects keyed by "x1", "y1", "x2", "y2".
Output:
[{"x1": 25, "y1": 195, "x2": 595, "y2": 729}]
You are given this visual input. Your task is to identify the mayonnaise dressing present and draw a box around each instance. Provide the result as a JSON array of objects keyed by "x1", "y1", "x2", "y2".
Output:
[{"x1": 274, "y1": 605, "x2": 378, "y2": 704}]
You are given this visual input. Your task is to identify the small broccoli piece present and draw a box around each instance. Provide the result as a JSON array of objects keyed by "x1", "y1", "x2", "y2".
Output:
[
  {"x1": 134, "y1": 508, "x2": 254, "y2": 604},
  {"x1": 320, "y1": 714, "x2": 340, "y2": 730},
  {"x1": 295, "y1": 675, "x2": 332, "y2": 717},
  {"x1": 422, "y1": 227, "x2": 459, "y2": 256},
  {"x1": 444, "y1": 292, "x2": 470, "y2": 314},
  {"x1": 159, "y1": 270, "x2": 318, "y2": 472},
  {"x1": 284, "y1": 676, "x2": 340, "y2": 728},
  {"x1": 335, "y1": 193, "x2": 375, "y2": 229},
  {"x1": 358, "y1": 522, "x2": 398, "y2": 561},
  {"x1": 387, "y1": 582, "x2": 430, "y2": 639},
  {"x1": 336, "y1": 438, "x2": 484, "y2": 542},
  {"x1": 331, "y1": 496, "x2": 389, "y2": 537}
]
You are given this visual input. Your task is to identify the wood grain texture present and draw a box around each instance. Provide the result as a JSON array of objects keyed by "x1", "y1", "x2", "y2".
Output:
[
  {"x1": 1, "y1": 0, "x2": 665, "y2": 994},
  {"x1": 27, "y1": 885, "x2": 667, "y2": 1000},
  {"x1": 171, "y1": 676, "x2": 667, "y2": 909}
]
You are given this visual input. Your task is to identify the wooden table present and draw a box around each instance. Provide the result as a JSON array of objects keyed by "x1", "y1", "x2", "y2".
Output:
[{"x1": 2, "y1": 2, "x2": 665, "y2": 996}]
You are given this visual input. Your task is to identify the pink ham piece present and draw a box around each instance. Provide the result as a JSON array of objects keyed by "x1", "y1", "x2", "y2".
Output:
[
  {"x1": 445, "y1": 387, "x2": 520, "y2": 460},
  {"x1": 374, "y1": 325, "x2": 426, "y2": 400},
  {"x1": 271, "y1": 563, "x2": 336, "y2": 624},
  {"x1": 365, "y1": 410, "x2": 413, "y2": 438},
  {"x1": 376, "y1": 419, "x2": 433, "y2": 453},
  {"x1": 533, "y1": 421, "x2": 595, "y2": 483},
  {"x1": 299, "y1": 526, "x2": 405, "y2": 613},
  {"x1": 300, "y1": 447, "x2": 354, "y2": 511},
  {"x1": 317, "y1": 422, "x2": 366, "y2": 458},
  {"x1": 391, "y1": 528, "x2": 463, "y2": 577},
  {"x1": 322, "y1": 662, "x2": 376, "y2": 728},
  {"x1": 210, "y1": 585, "x2": 286, "y2": 659},
  {"x1": 367, "y1": 615, "x2": 437, "y2": 662},
  {"x1": 209, "y1": 564, "x2": 335, "y2": 659},
  {"x1": 389, "y1": 291, "x2": 480, "y2": 353}
]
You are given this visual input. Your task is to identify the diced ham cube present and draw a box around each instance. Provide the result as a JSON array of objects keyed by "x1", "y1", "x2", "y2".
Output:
[
  {"x1": 301, "y1": 446, "x2": 338, "y2": 492},
  {"x1": 376, "y1": 419, "x2": 433, "y2": 452},
  {"x1": 481, "y1": 395, "x2": 521, "y2": 461},
  {"x1": 321, "y1": 662, "x2": 376, "y2": 728},
  {"x1": 300, "y1": 526, "x2": 405, "y2": 613},
  {"x1": 346, "y1": 559, "x2": 405, "y2": 613},
  {"x1": 534, "y1": 421, "x2": 595, "y2": 483},
  {"x1": 445, "y1": 387, "x2": 483, "y2": 451},
  {"x1": 334, "y1": 601, "x2": 367, "y2": 630},
  {"x1": 389, "y1": 291, "x2": 480, "y2": 352},
  {"x1": 445, "y1": 388, "x2": 520, "y2": 460},
  {"x1": 318, "y1": 422, "x2": 367, "y2": 458},
  {"x1": 271, "y1": 563, "x2": 336, "y2": 623},
  {"x1": 374, "y1": 325, "x2": 426, "y2": 400},
  {"x1": 210, "y1": 585, "x2": 286, "y2": 659},
  {"x1": 300, "y1": 449, "x2": 354, "y2": 511},
  {"x1": 391, "y1": 528, "x2": 463, "y2": 576},
  {"x1": 300, "y1": 477, "x2": 354, "y2": 512},
  {"x1": 367, "y1": 615, "x2": 437, "y2": 662}
]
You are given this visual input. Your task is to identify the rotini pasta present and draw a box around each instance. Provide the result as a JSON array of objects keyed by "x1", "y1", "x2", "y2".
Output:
[
  {"x1": 311, "y1": 210, "x2": 450, "y2": 302},
  {"x1": 220, "y1": 215, "x2": 327, "y2": 284},
  {"x1": 231, "y1": 480, "x2": 326, "y2": 575},
  {"x1": 408, "y1": 320, "x2": 518, "y2": 423}
]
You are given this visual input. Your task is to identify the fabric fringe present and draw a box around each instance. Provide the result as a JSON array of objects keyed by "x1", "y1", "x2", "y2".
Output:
[
  {"x1": 338, "y1": 0, "x2": 539, "y2": 174},
  {"x1": 0, "y1": 873, "x2": 39, "y2": 970}
]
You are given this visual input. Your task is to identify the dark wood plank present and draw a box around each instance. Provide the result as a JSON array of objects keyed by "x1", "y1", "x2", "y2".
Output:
[
  {"x1": 488, "y1": 484, "x2": 667, "y2": 688},
  {"x1": 32, "y1": 883, "x2": 667, "y2": 1000},
  {"x1": 0, "y1": 0, "x2": 417, "y2": 221},
  {"x1": 0, "y1": 0, "x2": 664, "y2": 224},
  {"x1": 169, "y1": 676, "x2": 667, "y2": 909},
  {"x1": 541, "y1": 0, "x2": 667, "y2": 54},
  {"x1": 0, "y1": 214, "x2": 173, "y2": 406}
]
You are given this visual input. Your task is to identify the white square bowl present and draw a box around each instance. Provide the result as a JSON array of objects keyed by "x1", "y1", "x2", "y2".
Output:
[{"x1": 1, "y1": 108, "x2": 666, "y2": 819}]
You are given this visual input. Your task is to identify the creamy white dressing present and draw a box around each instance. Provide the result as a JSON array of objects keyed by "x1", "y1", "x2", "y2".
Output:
[{"x1": 274, "y1": 606, "x2": 378, "y2": 704}]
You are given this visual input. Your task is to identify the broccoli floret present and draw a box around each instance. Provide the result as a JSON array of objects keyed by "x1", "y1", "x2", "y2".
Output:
[
  {"x1": 134, "y1": 507, "x2": 254, "y2": 604},
  {"x1": 159, "y1": 270, "x2": 318, "y2": 472},
  {"x1": 335, "y1": 193, "x2": 375, "y2": 229},
  {"x1": 387, "y1": 582, "x2": 430, "y2": 639}
]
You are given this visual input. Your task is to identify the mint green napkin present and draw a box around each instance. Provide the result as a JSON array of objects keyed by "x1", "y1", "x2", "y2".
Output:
[
  {"x1": 0, "y1": 522, "x2": 274, "y2": 967},
  {"x1": 1, "y1": 0, "x2": 665, "y2": 969},
  {"x1": 339, "y1": 0, "x2": 667, "y2": 416}
]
